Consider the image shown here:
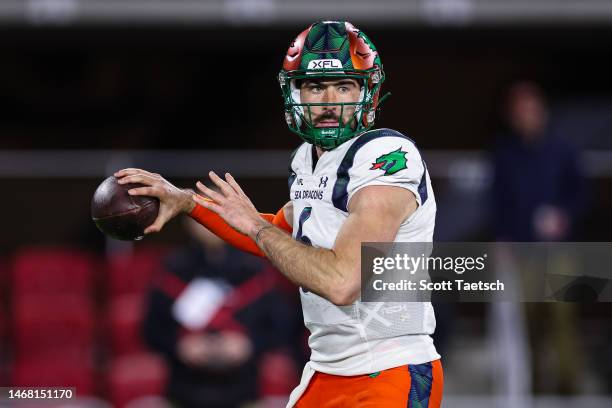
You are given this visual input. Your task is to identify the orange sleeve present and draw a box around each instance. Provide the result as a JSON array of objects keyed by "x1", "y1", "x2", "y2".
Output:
[
  {"x1": 189, "y1": 202, "x2": 292, "y2": 258},
  {"x1": 273, "y1": 207, "x2": 292, "y2": 233}
]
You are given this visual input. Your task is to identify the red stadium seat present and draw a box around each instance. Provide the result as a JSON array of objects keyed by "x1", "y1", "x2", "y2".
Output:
[
  {"x1": 0, "y1": 304, "x2": 6, "y2": 386},
  {"x1": 106, "y1": 294, "x2": 148, "y2": 356},
  {"x1": 0, "y1": 304, "x2": 5, "y2": 343},
  {"x1": 0, "y1": 256, "x2": 6, "y2": 348},
  {"x1": 123, "y1": 396, "x2": 170, "y2": 408},
  {"x1": 11, "y1": 355, "x2": 96, "y2": 395},
  {"x1": 106, "y1": 246, "x2": 170, "y2": 296},
  {"x1": 12, "y1": 294, "x2": 96, "y2": 359},
  {"x1": 11, "y1": 246, "x2": 96, "y2": 296},
  {"x1": 108, "y1": 352, "x2": 168, "y2": 408},
  {"x1": 258, "y1": 351, "x2": 299, "y2": 397},
  {"x1": 0, "y1": 254, "x2": 7, "y2": 294}
]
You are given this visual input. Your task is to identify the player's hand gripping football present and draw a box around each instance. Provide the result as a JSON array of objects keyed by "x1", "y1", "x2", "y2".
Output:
[
  {"x1": 114, "y1": 168, "x2": 195, "y2": 234},
  {"x1": 193, "y1": 172, "x2": 266, "y2": 238}
]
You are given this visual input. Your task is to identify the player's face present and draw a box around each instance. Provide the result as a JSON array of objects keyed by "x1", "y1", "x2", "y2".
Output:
[{"x1": 300, "y1": 78, "x2": 362, "y2": 129}]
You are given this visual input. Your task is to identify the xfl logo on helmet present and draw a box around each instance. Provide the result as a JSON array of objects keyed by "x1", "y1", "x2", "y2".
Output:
[{"x1": 307, "y1": 59, "x2": 343, "y2": 69}]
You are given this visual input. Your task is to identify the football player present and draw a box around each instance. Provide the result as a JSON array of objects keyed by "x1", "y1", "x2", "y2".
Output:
[{"x1": 115, "y1": 21, "x2": 443, "y2": 407}]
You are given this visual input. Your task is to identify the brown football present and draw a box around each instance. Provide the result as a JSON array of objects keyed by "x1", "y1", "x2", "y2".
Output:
[{"x1": 91, "y1": 176, "x2": 160, "y2": 241}]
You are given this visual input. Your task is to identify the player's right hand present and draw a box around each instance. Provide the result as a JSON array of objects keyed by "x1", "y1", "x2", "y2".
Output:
[{"x1": 114, "y1": 168, "x2": 195, "y2": 234}]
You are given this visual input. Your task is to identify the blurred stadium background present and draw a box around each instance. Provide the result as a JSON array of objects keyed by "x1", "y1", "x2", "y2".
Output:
[{"x1": 0, "y1": 0, "x2": 611, "y2": 407}]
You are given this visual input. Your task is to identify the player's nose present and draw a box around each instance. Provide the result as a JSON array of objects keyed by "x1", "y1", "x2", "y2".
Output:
[{"x1": 322, "y1": 87, "x2": 339, "y2": 108}]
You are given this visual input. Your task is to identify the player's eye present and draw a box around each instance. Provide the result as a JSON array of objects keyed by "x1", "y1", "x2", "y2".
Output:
[{"x1": 337, "y1": 86, "x2": 350, "y2": 93}]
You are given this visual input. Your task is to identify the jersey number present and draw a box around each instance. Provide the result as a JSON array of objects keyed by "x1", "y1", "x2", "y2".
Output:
[
  {"x1": 295, "y1": 206, "x2": 312, "y2": 246},
  {"x1": 296, "y1": 207, "x2": 313, "y2": 294}
]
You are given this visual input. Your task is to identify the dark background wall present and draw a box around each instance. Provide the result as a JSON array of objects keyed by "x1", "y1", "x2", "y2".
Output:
[
  {"x1": 2, "y1": 25, "x2": 612, "y2": 151},
  {"x1": 0, "y1": 24, "x2": 611, "y2": 251}
]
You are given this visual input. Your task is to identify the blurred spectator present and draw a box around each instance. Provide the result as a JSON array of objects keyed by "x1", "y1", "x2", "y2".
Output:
[
  {"x1": 492, "y1": 80, "x2": 588, "y2": 242},
  {"x1": 142, "y1": 218, "x2": 298, "y2": 408},
  {"x1": 490, "y1": 80, "x2": 589, "y2": 396}
]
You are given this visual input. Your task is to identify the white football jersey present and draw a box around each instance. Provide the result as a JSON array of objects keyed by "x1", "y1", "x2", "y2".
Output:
[{"x1": 288, "y1": 128, "x2": 440, "y2": 378}]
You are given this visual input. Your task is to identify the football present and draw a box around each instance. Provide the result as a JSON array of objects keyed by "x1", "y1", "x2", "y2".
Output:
[{"x1": 91, "y1": 176, "x2": 159, "y2": 241}]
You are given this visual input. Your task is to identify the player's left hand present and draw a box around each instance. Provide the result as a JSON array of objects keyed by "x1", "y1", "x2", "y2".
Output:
[{"x1": 193, "y1": 171, "x2": 267, "y2": 238}]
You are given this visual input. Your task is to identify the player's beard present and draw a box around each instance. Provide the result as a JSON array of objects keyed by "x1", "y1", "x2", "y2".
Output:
[{"x1": 309, "y1": 108, "x2": 357, "y2": 129}]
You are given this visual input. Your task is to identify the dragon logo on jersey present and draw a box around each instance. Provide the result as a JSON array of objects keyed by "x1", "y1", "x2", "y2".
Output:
[{"x1": 370, "y1": 148, "x2": 408, "y2": 175}]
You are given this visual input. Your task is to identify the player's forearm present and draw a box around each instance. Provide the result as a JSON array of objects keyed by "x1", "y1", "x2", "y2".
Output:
[
  {"x1": 190, "y1": 199, "x2": 293, "y2": 257},
  {"x1": 251, "y1": 224, "x2": 356, "y2": 305}
]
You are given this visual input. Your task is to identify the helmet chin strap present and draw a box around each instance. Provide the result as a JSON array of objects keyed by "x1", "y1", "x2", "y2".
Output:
[
  {"x1": 367, "y1": 91, "x2": 391, "y2": 124},
  {"x1": 377, "y1": 91, "x2": 391, "y2": 107}
]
